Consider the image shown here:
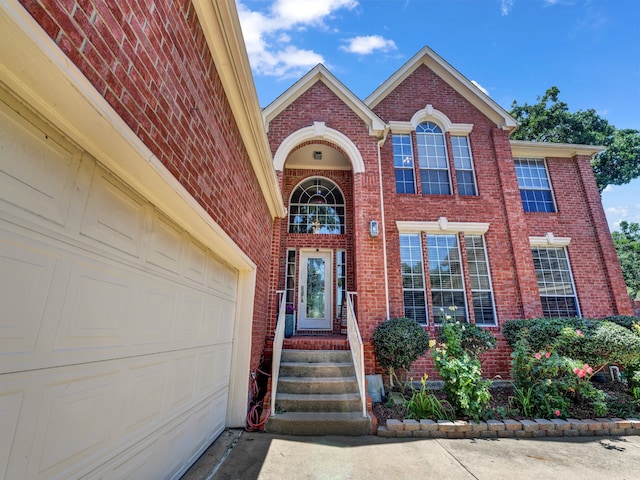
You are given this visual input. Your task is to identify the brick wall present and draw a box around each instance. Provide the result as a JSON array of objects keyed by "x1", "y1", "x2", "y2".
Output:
[{"x1": 20, "y1": 0, "x2": 276, "y2": 370}]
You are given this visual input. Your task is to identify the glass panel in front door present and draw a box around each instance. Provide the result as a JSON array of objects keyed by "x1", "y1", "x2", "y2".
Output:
[{"x1": 306, "y1": 257, "x2": 325, "y2": 319}]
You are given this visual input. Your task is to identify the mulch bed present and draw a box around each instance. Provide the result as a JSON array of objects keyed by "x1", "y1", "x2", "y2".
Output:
[{"x1": 373, "y1": 381, "x2": 639, "y2": 425}]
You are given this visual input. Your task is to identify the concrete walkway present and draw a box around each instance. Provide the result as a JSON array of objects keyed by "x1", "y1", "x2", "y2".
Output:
[{"x1": 182, "y1": 429, "x2": 639, "y2": 480}]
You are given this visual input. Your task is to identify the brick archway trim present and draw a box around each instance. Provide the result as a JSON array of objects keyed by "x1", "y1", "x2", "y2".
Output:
[{"x1": 273, "y1": 122, "x2": 366, "y2": 173}]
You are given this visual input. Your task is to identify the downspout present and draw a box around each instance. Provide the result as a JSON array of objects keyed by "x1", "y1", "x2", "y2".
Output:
[{"x1": 377, "y1": 131, "x2": 391, "y2": 320}]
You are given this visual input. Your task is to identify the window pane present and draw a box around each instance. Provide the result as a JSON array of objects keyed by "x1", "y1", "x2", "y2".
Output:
[
  {"x1": 532, "y1": 247, "x2": 579, "y2": 317},
  {"x1": 289, "y1": 177, "x2": 345, "y2": 234},
  {"x1": 428, "y1": 234, "x2": 467, "y2": 324},
  {"x1": 400, "y1": 234, "x2": 427, "y2": 324},
  {"x1": 515, "y1": 158, "x2": 555, "y2": 212},
  {"x1": 452, "y1": 136, "x2": 477, "y2": 196},
  {"x1": 393, "y1": 134, "x2": 415, "y2": 194},
  {"x1": 465, "y1": 235, "x2": 496, "y2": 325},
  {"x1": 416, "y1": 122, "x2": 451, "y2": 195}
]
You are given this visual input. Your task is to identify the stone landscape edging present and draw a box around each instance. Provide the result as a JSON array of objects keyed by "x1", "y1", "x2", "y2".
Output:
[{"x1": 377, "y1": 417, "x2": 640, "y2": 438}]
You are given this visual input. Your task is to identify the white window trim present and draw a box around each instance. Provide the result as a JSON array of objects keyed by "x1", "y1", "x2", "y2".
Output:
[
  {"x1": 529, "y1": 233, "x2": 571, "y2": 247},
  {"x1": 397, "y1": 217, "x2": 489, "y2": 235},
  {"x1": 389, "y1": 105, "x2": 473, "y2": 135}
]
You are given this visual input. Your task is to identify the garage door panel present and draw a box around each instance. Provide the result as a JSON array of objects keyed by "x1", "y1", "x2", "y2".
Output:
[
  {"x1": 0, "y1": 392, "x2": 23, "y2": 478},
  {"x1": 165, "y1": 354, "x2": 197, "y2": 411},
  {"x1": 54, "y1": 260, "x2": 132, "y2": 351},
  {"x1": 184, "y1": 238, "x2": 207, "y2": 284},
  {"x1": 79, "y1": 166, "x2": 146, "y2": 259},
  {"x1": 120, "y1": 361, "x2": 167, "y2": 438},
  {"x1": 0, "y1": 104, "x2": 79, "y2": 228},
  {"x1": 133, "y1": 279, "x2": 176, "y2": 346},
  {"x1": 0, "y1": 233, "x2": 58, "y2": 353},
  {"x1": 29, "y1": 371, "x2": 119, "y2": 480},
  {"x1": 1, "y1": 92, "x2": 239, "y2": 480},
  {"x1": 147, "y1": 211, "x2": 184, "y2": 274}
]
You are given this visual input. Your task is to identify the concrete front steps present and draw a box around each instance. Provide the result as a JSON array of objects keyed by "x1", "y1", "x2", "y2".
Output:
[{"x1": 266, "y1": 349, "x2": 371, "y2": 436}]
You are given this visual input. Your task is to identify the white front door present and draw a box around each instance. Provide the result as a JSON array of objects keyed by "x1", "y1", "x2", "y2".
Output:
[{"x1": 298, "y1": 250, "x2": 332, "y2": 330}]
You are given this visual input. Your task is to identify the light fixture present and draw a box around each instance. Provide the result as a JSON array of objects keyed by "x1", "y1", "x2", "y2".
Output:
[
  {"x1": 313, "y1": 150, "x2": 322, "y2": 160},
  {"x1": 369, "y1": 220, "x2": 379, "y2": 237}
]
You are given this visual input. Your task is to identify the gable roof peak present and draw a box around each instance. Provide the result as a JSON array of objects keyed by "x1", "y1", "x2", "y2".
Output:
[
  {"x1": 365, "y1": 45, "x2": 518, "y2": 131},
  {"x1": 263, "y1": 64, "x2": 386, "y2": 137}
]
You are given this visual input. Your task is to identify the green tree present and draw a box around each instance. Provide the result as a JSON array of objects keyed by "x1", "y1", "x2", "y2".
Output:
[
  {"x1": 510, "y1": 87, "x2": 640, "y2": 192},
  {"x1": 612, "y1": 221, "x2": 640, "y2": 300}
]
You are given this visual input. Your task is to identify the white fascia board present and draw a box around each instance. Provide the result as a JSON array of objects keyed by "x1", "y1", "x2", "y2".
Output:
[
  {"x1": 194, "y1": 0, "x2": 285, "y2": 218},
  {"x1": 365, "y1": 46, "x2": 518, "y2": 131},
  {"x1": 263, "y1": 64, "x2": 387, "y2": 137},
  {"x1": 0, "y1": 0, "x2": 257, "y2": 270},
  {"x1": 511, "y1": 140, "x2": 605, "y2": 158}
]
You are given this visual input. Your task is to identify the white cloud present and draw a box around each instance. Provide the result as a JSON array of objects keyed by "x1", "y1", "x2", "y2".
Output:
[
  {"x1": 237, "y1": 0, "x2": 358, "y2": 77},
  {"x1": 606, "y1": 206, "x2": 629, "y2": 217},
  {"x1": 340, "y1": 35, "x2": 397, "y2": 55},
  {"x1": 501, "y1": 0, "x2": 514, "y2": 16},
  {"x1": 471, "y1": 80, "x2": 490, "y2": 97},
  {"x1": 603, "y1": 185, "x2": 614, "y2": 193}
]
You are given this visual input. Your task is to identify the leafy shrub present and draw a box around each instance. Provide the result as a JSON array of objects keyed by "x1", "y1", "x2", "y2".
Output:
[
  {"x1": 503, "y1": 317, "x2": 640, "y2": 371},
  {"x1": 438, "y1": 321, "x2": 496, "y2": 359},
  {"x1": 432, "y1": 315, "x2": 493, "y2": 420},
  {"x1": 602, "y1": 315, "x2": 640, "y2": 331},
  {"x1": 404, "y1": 374, "x2": 453, "y2": 420},
  {"x1": 373, "y1": 318, "x2": 430, "y2": 391},
  {"x1": 510, "y1": 340, "x2": 607, "y2": 418}
]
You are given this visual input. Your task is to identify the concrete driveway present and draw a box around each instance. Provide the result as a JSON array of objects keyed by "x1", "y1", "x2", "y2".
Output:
[{"x1": 182, "y1": 429, "x2": 639, "y2": 480}]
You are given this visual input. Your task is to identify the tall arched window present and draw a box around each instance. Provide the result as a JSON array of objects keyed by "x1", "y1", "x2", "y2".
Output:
[
  {"x1": 289, "y1": 177, "x2": 345, "y2": 234},
  {"x1": 416, "y1": 121, "x2": 451, "y2": 194}
]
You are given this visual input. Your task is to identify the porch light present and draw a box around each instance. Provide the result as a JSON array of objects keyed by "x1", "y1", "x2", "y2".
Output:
[{"x1": 369, "y1": 220, "x2": 379, "y2": 237}]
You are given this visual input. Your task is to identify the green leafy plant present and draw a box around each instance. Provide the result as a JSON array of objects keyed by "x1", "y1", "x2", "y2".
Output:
[
  {"x1": 404, "y1": 374, "x2": 453, "y2": 420},
  {"x1": 373, "y1": 318, "x2": 430, "y2": 392},
  {"x1": 431, "y1": 309, "x2": 493, "y2": 420},
  {"x1": 508, "y1": 384, "x2": 534, "y2": 417}
]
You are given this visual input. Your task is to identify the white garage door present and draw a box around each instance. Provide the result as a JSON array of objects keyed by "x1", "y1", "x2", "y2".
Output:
[{"x1": 0, "y1": 90, "x2": 238, "y2": 479}]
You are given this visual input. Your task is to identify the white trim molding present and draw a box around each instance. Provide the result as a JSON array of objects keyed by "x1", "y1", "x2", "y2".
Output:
[
  {"x1": 396, "y1": 217, "x2": 489, "y2": 235},
  {"x1": 529, "y1": 233, "x2": 572, "y2": 247},
  {"x1": 511, "y1": 140, "x2": 604, "y2": 159},
  {"x1": 273, "y1": 122, "x2": 366, "y2": 173},
  {"x1": 389, "y1": 105, "x2": 473, "y2": 135}
]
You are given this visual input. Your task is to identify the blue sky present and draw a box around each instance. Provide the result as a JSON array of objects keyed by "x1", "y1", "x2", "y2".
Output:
[{"x1": 236, "y1": 0, "x2": 640, "y2": 232}]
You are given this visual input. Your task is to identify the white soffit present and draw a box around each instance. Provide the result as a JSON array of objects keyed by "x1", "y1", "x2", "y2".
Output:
[
  {"x1": 511, "y1": 140, "x2": 605, "y2": 158},
  {"x1": 193, "y1": 0, "x2": 285, "y2": 218}
]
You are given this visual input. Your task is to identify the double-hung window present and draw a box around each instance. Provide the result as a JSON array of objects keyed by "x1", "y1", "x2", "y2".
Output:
[
  {"x1": 393, "y1": 134, "x2": 416, "y2": 194},
  {"x1": 399, "y1": 229, "x2": 496, "y2": 326},
  {"x1": 416, "y1": 122, "x2": 451, "y2": 194},
  {"x1": 399, "y1": 234, "x2": 427, "y2": 324},
  {"x1": 451, "y1": 136, "x2": 477, "y2": 195},
  {"x1": 515, "y1": 158, "x2": 555, "y2": 212},
  {"x1": 532, "y1": 246, "x2": 579, "y2": 317}
]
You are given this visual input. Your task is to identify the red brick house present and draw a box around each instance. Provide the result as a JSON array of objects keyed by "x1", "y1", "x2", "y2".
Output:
[
  {"x1": 265, "y1": 48, "x2": 632, "y2": 383},
  {"x1": 0, "y1": 0, "x2": 633, "y2": 475}
]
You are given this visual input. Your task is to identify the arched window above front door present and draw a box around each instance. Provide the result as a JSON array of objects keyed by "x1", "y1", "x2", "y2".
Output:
[{"x1": 288, "y1": 177, "x2": 345, "y2": 234}]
